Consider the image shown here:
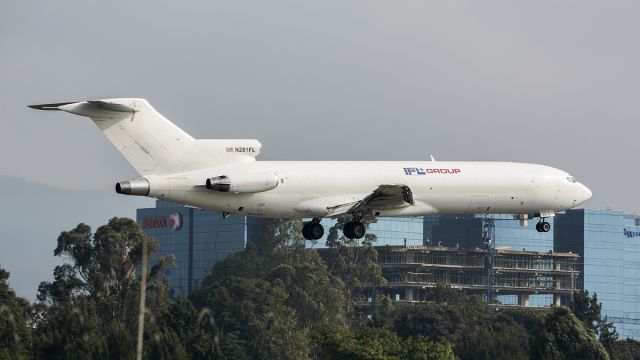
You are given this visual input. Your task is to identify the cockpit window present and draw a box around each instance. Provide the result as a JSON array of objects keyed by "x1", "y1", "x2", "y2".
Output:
[{"x1": 566, "y1": 176, "x2": 577, "y2": 183}]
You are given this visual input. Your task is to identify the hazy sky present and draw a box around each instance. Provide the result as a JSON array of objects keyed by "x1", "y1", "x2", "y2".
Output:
[{"x1": 1, "y1": 1, "x2": 639, "y2": 298}]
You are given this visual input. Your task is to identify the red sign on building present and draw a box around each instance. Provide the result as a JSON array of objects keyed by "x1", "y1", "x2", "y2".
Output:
[{"x1": 141, "y1": 212, "x2": 183, "y2": 231}]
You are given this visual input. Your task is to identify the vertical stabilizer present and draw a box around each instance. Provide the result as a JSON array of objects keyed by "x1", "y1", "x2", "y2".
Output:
[{"x1": 29, "y1": 98, "x2": 261, "y2": 175}]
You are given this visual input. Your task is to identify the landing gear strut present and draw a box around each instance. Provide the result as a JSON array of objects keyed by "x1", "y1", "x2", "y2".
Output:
[
  {"x1": 536, "y1": 219, "x2": 551, "y2": 233},
  {"x1": 302, "y1": 218, "x2": 324, "y2": 240}
]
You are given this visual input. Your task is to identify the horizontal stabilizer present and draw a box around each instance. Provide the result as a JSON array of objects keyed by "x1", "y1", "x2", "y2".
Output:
[
  {"x1": 29, "y1": 100, "x2": 136, "y2": 116},
  {"x1": 28, "y1": 101, "x2": 78, "y2": 110}
]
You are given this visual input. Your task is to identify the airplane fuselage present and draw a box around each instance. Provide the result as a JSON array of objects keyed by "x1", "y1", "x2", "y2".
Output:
[{"x1": 144, "y1": 160, "x2": 592, "y2": 219}]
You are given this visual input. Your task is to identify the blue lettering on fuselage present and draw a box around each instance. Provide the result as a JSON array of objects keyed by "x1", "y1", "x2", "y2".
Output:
[
  {"x1": 624, "y1": 229, "x2": 640, "y2": 238},
  {"x1": 404, "y1": 167, "x2": 426, "y2": 175}
]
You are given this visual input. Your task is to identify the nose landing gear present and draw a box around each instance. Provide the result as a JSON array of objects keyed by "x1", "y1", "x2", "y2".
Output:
[{"x1": 536, "y1": 220, "x2": 551, "y2": 233}]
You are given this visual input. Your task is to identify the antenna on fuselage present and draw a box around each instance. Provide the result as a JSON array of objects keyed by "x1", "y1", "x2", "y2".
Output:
[{"x1": 430, "y1": 155, "x2": 436, "y2": 162}]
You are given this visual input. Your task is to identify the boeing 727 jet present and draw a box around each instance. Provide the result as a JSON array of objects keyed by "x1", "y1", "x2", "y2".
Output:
[{"x1": 30, "y1": 98, "x2": 592, "y2": 240}]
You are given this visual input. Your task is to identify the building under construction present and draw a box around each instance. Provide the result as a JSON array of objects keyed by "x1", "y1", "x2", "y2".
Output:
[{"x1": 370, "y1": 245, "x2": 580, "y2": 307}]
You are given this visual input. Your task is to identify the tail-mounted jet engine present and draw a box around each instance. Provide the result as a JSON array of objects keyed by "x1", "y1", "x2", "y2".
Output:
[
  {"x1": 205, "y1": 173, "x2": 279, "y2": 193},
  {"x1": 115, "y1": 178, "x2": 150, "y2": 196}
]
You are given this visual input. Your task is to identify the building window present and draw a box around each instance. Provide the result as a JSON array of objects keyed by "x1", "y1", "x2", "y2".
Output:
[{"x1": 635, "y1": 219, "x2": 640, "y2": 227}]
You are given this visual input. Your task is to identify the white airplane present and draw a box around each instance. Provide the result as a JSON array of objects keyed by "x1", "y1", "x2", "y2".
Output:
[{"x1": 30, "y1": 98, "x2": 592, "y2": 240}]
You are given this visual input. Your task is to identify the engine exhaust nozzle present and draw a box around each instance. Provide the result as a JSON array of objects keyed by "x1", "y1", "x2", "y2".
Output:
[
  {"x1": 206, "y1": 176, "x2": 230, "y2": 192},
  {"x1": 115, "y1": 178, "x2": 150, "y2": 196}
]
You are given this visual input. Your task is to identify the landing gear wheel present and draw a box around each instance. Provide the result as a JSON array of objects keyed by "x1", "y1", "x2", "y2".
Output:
[
  {"x1": 302, "y1": 222, "x2": 324, "y2": 240},
  {"x1": 536, "y1": 221, "x2": 551, "y2": 233},
  {"x1": 309, "y1": 223, "x2": 324, "y2": 239},
  {"x1": 302, "y1": 225, "x2": 311, "y2": 240},
  {"x1": 343, "y1": 221, "x2": 366, "y2": 239},
  {"x1": 541, "y1": 221, "x2": 551, "y2": 233},
  {"x1": 352, "y1": 222, "x2": 366, "y2": 239},
  {"x1": 343, "y1": 222, "x2": 355, "y2": 239},
  {"x1": 342, "y1": 222, "x2": 355, "y2": 239}
]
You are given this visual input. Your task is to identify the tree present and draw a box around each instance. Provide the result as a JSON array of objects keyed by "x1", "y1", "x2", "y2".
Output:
[
  {"x1": 367, "y1": 294, "x2": 397, "y2": 328},
  {"x1": 191, "y1": 219, "x2": 351, "y2": 359},
  {"x1": 32, "y1": 218, "x2": 175, "y2": 360},
  {"x1": 311, "y1": 325, "x2": 458, "y2": 360},
  {"x1": 311, "y1": 325, "x2": 401, "y2": 360},
  {"x1": 156, "y1": 295, "x2": 219, "y2": 359},
  {"x1": 569, "y1": 289, "x2": 628, "y2": 359},
  {"x1": 571, "y1": 290, "x2": 602, "y2": 333},
  {"x1": 192, "y1": 276, "x2": 309, "y2": 359},
  {"x1": 401, "y1": 336, "x2": 458, "y2": 360},
  {"x1": 598, "y1": 315, "x2": 619, "y2": 355},
  {"x1": 530, "y1": 306, "x2": 609, "y2": 360},
  {"x1": 267, "y1": 251, "x2": 348, "y2": 329},
  {"x1": 310, "y1": 325, "x2": 360, "y2": 360},
  {"x1": 608, "y1": 339, "x2": 640, "y2": 360},
  {"x1": 323, "y1": 220, "x2": 385, "y2": 313},
  {"x1": 392, "y1": 288, "x2": 489, "y2": 345},
  {"x1": 392, "y1": 288, "x2": 539, "y2": 360},
  {"x1": 0, "y1": 266, "x2": 32, "y2": 360},
  {"x1": 259, "y1": 219, "x2": 304, "y2": 255}
]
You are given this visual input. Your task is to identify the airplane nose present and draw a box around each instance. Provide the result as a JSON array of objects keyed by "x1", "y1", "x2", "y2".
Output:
[{"x1": 579, "y1": 183, "x2": 592, "y2": 204}]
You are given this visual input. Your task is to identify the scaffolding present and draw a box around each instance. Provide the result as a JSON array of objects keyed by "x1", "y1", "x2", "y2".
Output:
[
  {"x1": 483, "y1": 217, "x2": 496, "y2": 305},
  {"x1": 365, "y1": 244, "x2": 580, "y2": 307}
]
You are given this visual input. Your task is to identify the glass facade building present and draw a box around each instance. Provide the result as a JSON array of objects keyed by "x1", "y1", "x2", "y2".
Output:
[
  {"x1": 555, "y1": 209, "x2": 640, "y2": 339},
  {"x1": 423, "y1": 214, "x2": 554, "y2": 252},
  {"x1": 137, "y1": 200, "x2": 264, "y2": 296}
]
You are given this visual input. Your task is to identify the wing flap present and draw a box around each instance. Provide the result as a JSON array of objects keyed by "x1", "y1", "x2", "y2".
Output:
[
  {"x1": 294, "y1": 184, "x2": 415, "y2": 218},
  {"x1": 353, "y1": 184, "x2": 414, "y2": 212}
]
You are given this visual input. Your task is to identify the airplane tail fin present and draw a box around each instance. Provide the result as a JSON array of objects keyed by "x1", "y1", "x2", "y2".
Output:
[{"x1": 29, "y1": 98, "x2": 261, "y2": 175}]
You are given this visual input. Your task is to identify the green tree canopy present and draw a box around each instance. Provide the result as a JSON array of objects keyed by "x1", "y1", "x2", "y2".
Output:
[
  {"x1": 32, "y1": 218, "x2": 176, "y2": 360},
  {"x1": 571, "y1": 290, "x2": 603, "y2": 333},
  {"x1": 0, "y1": 266, "x2": 32, "y2": 360},
  {"x1": 191, "y1": 219, "x2": 348, "y2": 359},
  {"x1": 531, "y1": 306, "x2": 609, "y2": 360},
  {"x1": 7, "y1": 216, "x2": 640, "y2": 359}
]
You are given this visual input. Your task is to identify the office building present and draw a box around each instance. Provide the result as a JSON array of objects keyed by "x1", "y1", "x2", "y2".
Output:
[
  {"x1": 137, "y1": 200, "x2": 264, "y2": 296},
  {"x1": 555, "y1": 209, "x2": 640, "y2": 339}
]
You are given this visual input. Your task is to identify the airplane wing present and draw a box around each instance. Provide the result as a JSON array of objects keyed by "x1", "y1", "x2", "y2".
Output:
[
  {"x1": 328, "y1": 184, "x2": 415, "y2": 217},
  {"x1": 293, "y1": 184, "x2": 415, "y2": 219}
]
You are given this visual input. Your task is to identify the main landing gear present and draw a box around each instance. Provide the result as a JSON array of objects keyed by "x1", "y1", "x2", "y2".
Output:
[
  {"x1": 536, "y1": 219, "x2": 551, "y2": 233},
  {"x1": 301, "y1": 218, "x2": 367, "y2": 240},
  {"x1": 343, "y1": 221, "x2": 366, "y2": 239},
  {"x1": 302, "y1": 219, "x2": 324, "y2": 240}
]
